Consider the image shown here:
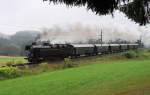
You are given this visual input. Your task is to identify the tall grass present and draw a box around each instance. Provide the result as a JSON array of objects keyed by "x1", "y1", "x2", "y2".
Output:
[
  {"x1": 0, "y1": 67, "x2": 21, "y2": 80},
  {"x1": 121, "y1": 49, "x2": 150, "y2": 59}
]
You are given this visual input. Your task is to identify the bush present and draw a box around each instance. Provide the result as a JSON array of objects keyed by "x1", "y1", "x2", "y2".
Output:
[
  {"x1": 39, "y1": 63, "x2": 49, "y2": 72},
  {"x1": 63, "y1": 58, "x2": 77, "y2": 68},
  {"x1": 6, "y1": 62, "x2": 14, "y2": 67},
  {"x1": 0, "y1": 67, "x2": 21, "y2": 80},
  {"x1": 147, "y1": 49, "x2": 150, "y2": 53},
  {"x1": 122, "y1": 51, "x2": 138, "y2": 59}
]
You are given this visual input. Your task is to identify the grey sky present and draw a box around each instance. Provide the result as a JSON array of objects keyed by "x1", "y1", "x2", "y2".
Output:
[{"x1": 0, "y1": 0, "x2": 149, "y2": 35}]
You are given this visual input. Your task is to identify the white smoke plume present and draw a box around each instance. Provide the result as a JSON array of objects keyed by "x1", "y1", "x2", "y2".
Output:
[
  {"x1": 38, "y1": 23, "x2": 99, "y2": 43},
  {"x1": 37, "y1": 23, "x2": 150, "y2": 47},
  {"x1": 140, "y1": 25, "x2": 150, "y2": 47}
]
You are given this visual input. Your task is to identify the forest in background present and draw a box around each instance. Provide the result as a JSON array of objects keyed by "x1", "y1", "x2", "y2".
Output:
[{"x1": 0, "y1": 31, "x2": 39, "y2": 56}]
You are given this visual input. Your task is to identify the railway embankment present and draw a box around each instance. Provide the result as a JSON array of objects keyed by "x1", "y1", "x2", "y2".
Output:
[
  {"x1": 0, "y1": 49, "x2": 150, "y2": 80},
  {"x1": 0, "y1": 49, "x2": 150, "y2": 95}
]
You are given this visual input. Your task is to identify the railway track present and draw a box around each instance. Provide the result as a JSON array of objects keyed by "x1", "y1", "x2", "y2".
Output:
[
  {"x1": 0, "y1": 55, "x2": 99, "y2": 68},
  {"x1": 0, "y1": 50, "x2": 138, "y2": 68}
]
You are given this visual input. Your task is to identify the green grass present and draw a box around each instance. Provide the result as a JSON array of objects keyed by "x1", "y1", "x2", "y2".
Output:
[
  {"x1": 0, "y1": 56, "x2": 27, "y2": 66},
  {"x1": 0, "y1": 59, "x2": 150, "y2": 95}
]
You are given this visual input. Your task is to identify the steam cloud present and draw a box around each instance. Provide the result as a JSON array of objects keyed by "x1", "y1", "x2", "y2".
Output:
[{"x1": 37, "y1": 23, "x2": 150, "y2": 47}]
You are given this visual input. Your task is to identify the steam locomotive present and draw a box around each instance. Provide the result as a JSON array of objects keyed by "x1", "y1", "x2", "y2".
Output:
[{"x1": 25, "y1": 41, "x2": 139, "y2": 64}]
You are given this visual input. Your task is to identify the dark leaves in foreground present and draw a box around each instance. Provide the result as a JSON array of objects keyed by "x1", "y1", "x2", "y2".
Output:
[{"x1": 43, "y1": 0, "x2": 150, "y2": 25}]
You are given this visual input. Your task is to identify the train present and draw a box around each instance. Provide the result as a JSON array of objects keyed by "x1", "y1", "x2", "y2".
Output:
[{"x1": 25, "y1": 41, "x2": 139, "y2": 64}]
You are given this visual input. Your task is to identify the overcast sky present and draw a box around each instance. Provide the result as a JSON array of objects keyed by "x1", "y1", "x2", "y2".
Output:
[{"x1": 0, "y1": 0, "x2": 149, "y2": 35}]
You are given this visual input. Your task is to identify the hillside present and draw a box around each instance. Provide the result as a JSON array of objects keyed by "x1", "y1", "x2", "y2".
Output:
[
  {"x1": 0, "y1": 33, "x2": 9, "y2": 39},
  {"x1": 0, "y1": 31, "x2": 39, "y2": 56},
  {"x1": 0, "y1": 59, "x2": 150, "y2": 95}
]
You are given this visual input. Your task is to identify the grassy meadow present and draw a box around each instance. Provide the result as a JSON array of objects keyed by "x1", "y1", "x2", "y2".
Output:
[
  {"x1": 0, "y1": 56, "x2": 27, "y2": 66},
  {"x1": 0, "y1": 49, "x2": 150, "y2": 95}
]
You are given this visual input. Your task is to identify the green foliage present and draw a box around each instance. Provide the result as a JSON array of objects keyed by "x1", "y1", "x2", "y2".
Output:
[
  {"x1": 0, "y1": 67, "x2": 21, "y2": 79},
  {"x1": 45, "y1": 0, "x2": 149, "y2": 25},
  {"x1": 6, "y1": 62, "x2": 14, "y2": 67},
  {"x1": 123, "y1": 51, "x2": 135, "y2": 58},
  {"x1": 63, "y1": 58, "x2": 77, "y2": 68},
  {"x1": 120, "y1": 0, "x2": 149, "y2": 25},
  {"x1": 38, "y1": 63, "x2": 50, "y2": 72},
  {"x1": 147, "y1": 49, "x2": 150, "y2": 53},
  {"x1": 19, "y1": 63, "x2": 57, "y2": 76},
  {"x1": 122, "y1": 49, "x2": 150, "y2": 59},
  {"x1": 122, "y1": 50, "x2": 138, "y2": 58}
]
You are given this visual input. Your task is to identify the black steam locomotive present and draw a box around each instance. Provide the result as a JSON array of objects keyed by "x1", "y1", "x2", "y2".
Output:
[{"x1": 25, "y1": 41, "x2": 139, "y2": 64}]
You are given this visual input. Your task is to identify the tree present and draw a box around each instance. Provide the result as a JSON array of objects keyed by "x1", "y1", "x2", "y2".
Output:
[{"x1": 43, "y1": 0, "x2": 149, "y2": 25}]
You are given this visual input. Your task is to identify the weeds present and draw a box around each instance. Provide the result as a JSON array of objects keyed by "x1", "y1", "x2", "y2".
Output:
[
  {"x1": 63, "y1": 58, "x2": 77, "y2": 68},
  {"x1": 124, "y1": 51, "x2": 137, "y2": 59},
  {"x1": 6, "y1": 62, "x2": 14, "y2": 67},
  {"x1": 122, "y1": 50, "x2": 138, "y2": 59},
  {"x1": 121, "y1": 49, "x2": 150, "y2": 59},
  {"x1": 0, "y1": 67, "x2": 21, "y2": 80}
]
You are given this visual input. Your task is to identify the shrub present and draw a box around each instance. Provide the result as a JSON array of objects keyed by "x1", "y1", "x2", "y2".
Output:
[
  {"x1": 6, "y1": 62, "x2": 14, "y2": 67},
  {"x1": 147, "y1": 49, "x2": 150, "y2": 53},
  {"x1": 0, "y1": 67, "x2": 21, "y2": 80},
  {"x1": 122, "y1": 51, "x2": 138, "y2": 59},
  {"x1": 39, "y1": 63, "x2": 49, "y2": 72},
  {"x1": 63, "y1": 58, "x2": 77, "y2": 68}
]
